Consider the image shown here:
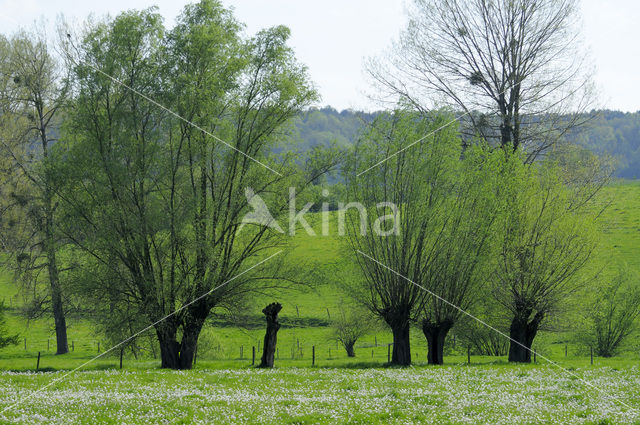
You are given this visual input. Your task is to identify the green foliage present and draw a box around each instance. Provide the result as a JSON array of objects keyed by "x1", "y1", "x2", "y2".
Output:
[
  {"x1": 577, "y1": 265, "x2": 640, "y2": 357},
  {"x1": 570, "y1": 110, "x2": 640, "y2": 179},
  {"x1": 343, "y1": 109, "x2": 463, "y2": 321},
  {"x1": 52, "y1": 0, "x2": 330, "y2": 368},
  {"x1": 330, "y1": 302, "x2": 377, "y2": 356},
  {"x1": 492, "y1": 154, "x2": 599, "y2": 318},
  {"x1": 289, "y1": 107, "x2": 377, "y2": 151},
  {"x1": 284, "y1": 108, "x2": 640, "y2": 179}
]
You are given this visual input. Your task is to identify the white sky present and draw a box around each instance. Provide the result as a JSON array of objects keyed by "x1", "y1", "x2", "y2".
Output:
[{"x1": 1, "y1": 0, "x2": 639, "y2": 112}]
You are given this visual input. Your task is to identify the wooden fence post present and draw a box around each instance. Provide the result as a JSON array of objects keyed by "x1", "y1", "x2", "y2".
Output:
[
  {"x1": 590, "y1": 346, "x2": 593, "y2": 365},
  {"x1": 240, "y1": 345, "x2": 243, "y2": 359},
  {"x1": 97, "y1": 342, "x2": 100, "y2": 353},
  {"x1": 565, "y1": 344, "x2": 568, "y2": 357},
  {"x1": 36, "y1": 352, "x2": 40, "y2": 371},
  {"x1": 387, "y1": 343, "x2": 391, "y2": 363},
  {"x1": 252, "y1": 346, "x2": 255, "y2": 365},
  {"x1": 120, "y1": 348, "x2": 124, "y2": 369},
  {"x1": 312, "y1": 346, "x2": 315, "y2": 366},
  {"x1": 467, "y1": 345, "x2": 471, "y2": 364},
  {"x1": 534, "y1": 349, "x2": 537, "y2": 363}
]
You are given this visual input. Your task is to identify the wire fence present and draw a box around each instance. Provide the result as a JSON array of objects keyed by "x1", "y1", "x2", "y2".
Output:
[{"x1": 10, "y1": 333, "x2": 595, "y2": 373}]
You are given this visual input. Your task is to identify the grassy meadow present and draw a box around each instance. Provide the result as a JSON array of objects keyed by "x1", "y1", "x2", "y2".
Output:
[
  {"x1": 1, "y1": 365, "x2": 639, "y2": 424},
  {"x1": 0, "y1": 180, "x2": 639, "y2": 424}
]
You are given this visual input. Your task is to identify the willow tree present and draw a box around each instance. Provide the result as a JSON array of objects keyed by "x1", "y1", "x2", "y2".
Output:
[
  {"x1": 345, "y1": 109, "x2": 461, "y2": 366},
  {"x1": 418, "y1": 145, "x2": 502, "y2": 365},
  {"x1": 493, "y1": 154, "x2": 598, "y2": 362},
  {"x1": 57, "y1": 1, "x2": 324, "y2": 369}
]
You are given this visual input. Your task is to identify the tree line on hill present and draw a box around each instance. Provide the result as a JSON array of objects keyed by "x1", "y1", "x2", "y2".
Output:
[{"x1": 291, "y1": 107, "x2": 640, "y2": 179}]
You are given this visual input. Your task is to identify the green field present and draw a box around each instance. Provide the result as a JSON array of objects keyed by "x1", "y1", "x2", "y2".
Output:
[
  {"x1": 0, "y1": 181, "x2": 639, "y2": 424},
  {"x1": 0, "y1": 364, "x2": 639, "y2": 424}
]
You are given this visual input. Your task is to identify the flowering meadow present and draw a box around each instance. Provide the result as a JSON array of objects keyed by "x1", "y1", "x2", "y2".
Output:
[{"x1": 0, "y1": 365, "x2": 638, "y2": 424}]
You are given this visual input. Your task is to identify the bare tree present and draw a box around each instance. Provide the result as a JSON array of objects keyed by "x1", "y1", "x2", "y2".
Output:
[
  {"x1": 331, "y1": 303, "x2": 374, "y2": 357},
  {"x1": 368, "y1": 0, "x2": 595, "y2": 160},
  {"x1": 456, "y1": 316, "x2": 509, "y2": 357}
]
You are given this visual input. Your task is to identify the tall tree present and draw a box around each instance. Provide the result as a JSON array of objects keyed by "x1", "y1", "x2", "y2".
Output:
[
  {"x1": 492, "y1": 154, "x2": 597, "y2": 362},
  {"x1": 57, "y1": 2, "x2": 325, "y2": 369},
  {"x1": 418, "y1": 144, "x2": 501, "y2": 365},
  {"x1": 369, "y1": 0, "x2": 594, "y2": 159},
  {"x1": 344, "y1": 109, "x2": 461, "y2": 366},
  {"x1": 0, "y1": 31, "x2": 70, "y2": 354}
]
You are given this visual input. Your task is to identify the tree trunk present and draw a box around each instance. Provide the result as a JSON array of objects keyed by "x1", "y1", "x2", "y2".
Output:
[
  {"x1": 154, "y1": 297, "x2": 209, "y2": 370},
  {"x1": 44, "y1": 194, "x2": 68, "y2": 355},
  {"x1": 259, "y1": 303, "x2": 282, "y2": 368},
  {"x1": 389, "y1": 321, "x2": 411, "y2": 366},
  {"x1": 178, "y1": 321, "x2": 204, "y2": 370},
  {"x1": 500, "y1": 119, "x2": 512, "y2": 149},
  {"x1": 49, "y1": 275, "x2": 68, "y2": 355},
  {"x1": 498, "y1": 96, "x2": 513, "y2": 150},
  {"x1": 508, "y1": 311, "x2": 543, "y2": 363},
  {"x1": 344, "y1": 341, "x2": 355, "y2": 357},
  {"x1": 35, "y1": 84, "x2": 69, "y2": 356},
  {"x1": 422, "y1": 319, "x2": 452, "y2": 365},
  {"x1": 157, "y1": 325, "x2": 180, "y2": 369}
]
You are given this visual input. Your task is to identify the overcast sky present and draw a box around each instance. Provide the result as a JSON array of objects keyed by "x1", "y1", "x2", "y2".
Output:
[{"x1": 1, "y1": 0, "x2": 638, "y2": 112}]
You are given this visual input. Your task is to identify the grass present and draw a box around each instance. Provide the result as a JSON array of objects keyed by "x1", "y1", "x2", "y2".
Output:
[
  {"x1": 0, "y1": 181, "x2": 640, "y2": 423},
  {"x1": 0, "y1": 364, "x2": 638, "y2": 424},
  {"x1": 598, "y1": 180, "x2": 640, "y2": 270}
]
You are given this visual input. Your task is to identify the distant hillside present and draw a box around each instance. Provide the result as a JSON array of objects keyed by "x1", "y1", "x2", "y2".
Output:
[
  {"x1": 284, "y1": 107, "x2": 375, "y2": 150},
  {"x1": 571, "y1": 110, "x2": 640, "y2": 179},
  {"x1": 292, "y1": 107, "x2": 640, "y2": 178}
]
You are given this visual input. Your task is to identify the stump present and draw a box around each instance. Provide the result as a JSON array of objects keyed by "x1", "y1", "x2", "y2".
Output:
[{"x1": 259, "y1": 302, "x2": 282, "y2": 368}]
